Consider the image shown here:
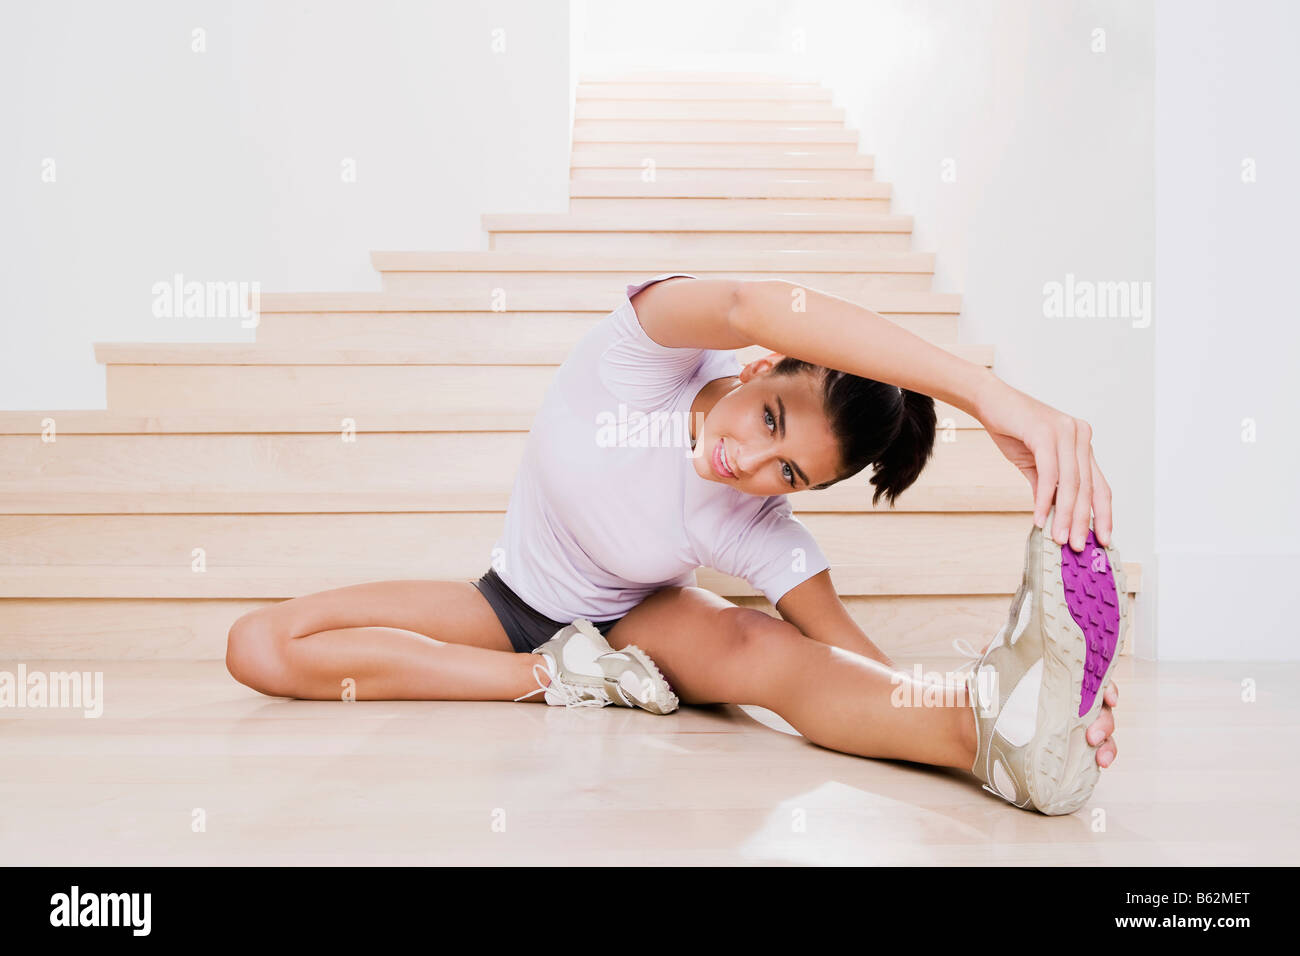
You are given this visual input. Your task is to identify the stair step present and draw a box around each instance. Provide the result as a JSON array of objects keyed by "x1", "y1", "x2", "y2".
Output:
[
  {"x1": 574, "y1": 101, "x2": 845, "y2": 122},
  {"x1": 571, "y1": 168, "x2": 874, "y2": 188},
  {"x1": 0, "y1": 512, "x2": 1142, "y2": 598},
  {"x1": 572, "y1": 123, "x2": 859, "y2": 145},
  {"x1": 483, "y1": 212, "x2": 913, "y2": 234},
  {"x1": 579, "y1": 71, "x2": 822, "y2": 84},
  {"x1": 567, "y1": 180, "x2": 892, "y2": 200},
  {"x1": 572, "y1": 143, "x2": 859, "y2": 162},
  {"x1": 99, "y1": 364, "x2": 984, "y2": 415},
  {"x1": 5, "y1": 592, "x2": 1137, "y2": 661},
  {"x1": 366, "y1": 249, "x2": 925, "y2": 271},
  {"x1": 258, "y1": 287, "x2": 952, "y2": 314},
  {"x1": 92, "y1": 342, "x2": 991, "y2": 367},
  {"x1": 250, "y1": 286, "x2": 961, "y2": 348},
  {"x1": 372, "y1": 253, "x2": 932, "y2": 296},
  {"x1": 0, "y1": 426, "x2": 1013, "y2": 513},
  {"x1": 566, "y1": 180, "x2": 890, "y2": 212},
  {"x1": 255, "y1": 310, "x2": 958, "y2": 349},
  {"x1": 569, "y1": 197, "x2": 891, "y2": 215},
  {"x1": 94, "y1": 344, "x2": 992, "y2": 412},
  {"x1": 571, "y1": 150, "x2": 873, "y2": 170},
  {"x1": 576, "y1": 82, "x2": 832, "y2": 102},
  {"x1": 485, "y1": 211, "x2": 913, "y2": 253}
]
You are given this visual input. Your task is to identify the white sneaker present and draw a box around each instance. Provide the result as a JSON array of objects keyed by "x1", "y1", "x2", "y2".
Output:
[
  {"x1": 960, "y1": 506, "x2": 1128, "y2": 815},
  {"x1": 514, "y1": 619, "x2": 679, "y2": 715}
]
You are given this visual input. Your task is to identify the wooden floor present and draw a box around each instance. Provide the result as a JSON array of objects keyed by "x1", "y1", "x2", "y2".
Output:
[{"x1": 2, "y1": 655, "x2": 1297, "y2": 866}]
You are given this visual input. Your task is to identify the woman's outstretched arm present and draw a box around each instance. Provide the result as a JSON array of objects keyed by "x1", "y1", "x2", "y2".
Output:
[
  {"x1": 728, "y1": 279, "x2": 1114, "y2": 553},
  {"x1": 633, "y1": 276, "x2": 1113, "y2": 551}
]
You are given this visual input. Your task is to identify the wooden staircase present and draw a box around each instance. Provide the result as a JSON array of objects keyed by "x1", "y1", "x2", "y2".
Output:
[{"x1": 0, "y1": 71, "x2": 1140, "y2": 662}]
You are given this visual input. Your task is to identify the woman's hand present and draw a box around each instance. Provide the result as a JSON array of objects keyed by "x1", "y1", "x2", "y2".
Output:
[
  {"x1": 972, "y1": 374, "x2": 1113, "y2": 550},
  {"x1": 1092, "y1": 682, "x2": 1119, "y2": 769}
]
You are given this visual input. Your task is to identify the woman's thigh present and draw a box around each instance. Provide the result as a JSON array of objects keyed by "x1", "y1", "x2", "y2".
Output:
[
  {"x1": 238, "y1": 579, "x2": 513, "y2": 653},
  {"x1": 604, "y1": 585, "x2": 799, "y2": 705}
]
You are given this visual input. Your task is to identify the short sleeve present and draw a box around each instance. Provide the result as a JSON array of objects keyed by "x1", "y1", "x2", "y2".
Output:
[
  {"x1": 704, "y1": 496, "x2": 832, "y2": 607},
  {"x1": 599, "y1": 273, "x2": 708, "y2": 409}
]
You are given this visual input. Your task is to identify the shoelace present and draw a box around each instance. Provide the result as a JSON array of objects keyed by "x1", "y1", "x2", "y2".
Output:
[
  {"x1": 512, "y1": 659, "x2": 609, "y2": 709},
  {"x1": 951, "y1": 637, "x2": 984, "y2": 677}
]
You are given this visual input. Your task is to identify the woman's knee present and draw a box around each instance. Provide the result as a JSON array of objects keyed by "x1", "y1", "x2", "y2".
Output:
[
  {"x1": 708, "y1": 607, "x2": 810, "y2": 701},
  {"x1": 226, "y1": 607, "x2": 290, "y2": 696}
]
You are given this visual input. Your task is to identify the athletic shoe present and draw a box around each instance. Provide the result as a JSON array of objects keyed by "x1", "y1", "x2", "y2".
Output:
[
  {"x1": 961, "y1": 506, "x2": 1128, "y2": 815},
  {"x1": 514, "y1": 619, "x2": 679, "y2": 715}
]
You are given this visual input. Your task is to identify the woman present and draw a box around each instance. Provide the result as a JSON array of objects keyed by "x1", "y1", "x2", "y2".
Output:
[{"x1": 225, "y1": 273, "x2": 1123, "y2": 815}]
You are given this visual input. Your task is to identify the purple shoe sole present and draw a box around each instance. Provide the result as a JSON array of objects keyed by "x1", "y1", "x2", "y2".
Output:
[{"x1": 1060, "y1": 528, "x2": 1121, "y2": 717}]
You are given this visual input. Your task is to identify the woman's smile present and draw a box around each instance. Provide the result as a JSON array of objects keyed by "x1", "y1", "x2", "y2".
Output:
[{"x1": 712, "y1": 439, "x2": 736, "y2": 479}]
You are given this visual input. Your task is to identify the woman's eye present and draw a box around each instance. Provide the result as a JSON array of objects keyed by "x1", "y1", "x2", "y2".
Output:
[
  {"x1": 764, "y1": 407, "x2": 775, "y2": 431},
  {"x1": 782, "y1": 463, "x2": 795, "y2": 486}
]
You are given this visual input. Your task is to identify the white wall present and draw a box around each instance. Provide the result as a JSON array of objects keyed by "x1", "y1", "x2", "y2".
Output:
[
  {"x1": 577, "y1": 0, "x2": 1159, "y2": 654},
  {"x1": 0, "y1": 0, "x2": 571, "y2": 409},
  {"x1": 1153, "y1": 0, "x2": 1300, "y2": 659}
]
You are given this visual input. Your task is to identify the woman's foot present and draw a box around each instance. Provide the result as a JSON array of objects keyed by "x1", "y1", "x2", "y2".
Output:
[
  {"x1": 515, "y1": 619, "x2": 679, "y2": 714},
  {"x1": 963, "y1": 507, "x2": 1127, "y2": 814}
]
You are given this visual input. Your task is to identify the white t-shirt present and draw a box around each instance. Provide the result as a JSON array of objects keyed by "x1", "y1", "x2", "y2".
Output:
[{"x1": 489, "y1": 273, "x2": 831, "y2": 622}]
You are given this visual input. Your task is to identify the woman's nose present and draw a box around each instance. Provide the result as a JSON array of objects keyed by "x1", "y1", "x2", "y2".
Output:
[{"x1": 733, "y1": 444, "x2": 767, "y2": 475}]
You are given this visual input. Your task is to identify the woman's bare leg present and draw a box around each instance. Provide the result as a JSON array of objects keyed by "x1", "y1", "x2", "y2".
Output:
[
  {"x1": 605, "y1": 586, "x2": 977, "y2": 770},
  {"x1": 225, "y1": 579, "x2": 546, "y2": 702}
]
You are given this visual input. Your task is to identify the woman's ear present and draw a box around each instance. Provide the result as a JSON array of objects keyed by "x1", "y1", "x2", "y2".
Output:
[{"x1": 738, "y1": 351, "x2": 786, "y2": 383}]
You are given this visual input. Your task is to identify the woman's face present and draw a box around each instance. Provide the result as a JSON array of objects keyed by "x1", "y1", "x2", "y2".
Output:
[{"x1": 690, "y1": 355, "x2": 842, "y2": 496}]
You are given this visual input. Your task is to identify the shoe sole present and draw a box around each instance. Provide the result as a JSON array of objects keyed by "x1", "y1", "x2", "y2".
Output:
[
  {"x1": 601, "y1": 643, "x2": 680, "y2": 715},
  {"x1": 1026, "y1": 517, "x2": 1127, "y2": 815}
]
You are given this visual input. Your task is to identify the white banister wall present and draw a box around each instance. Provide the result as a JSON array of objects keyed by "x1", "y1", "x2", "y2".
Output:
[
  {"x1": 0, "y1": 0, "x2": 572, "y2": 406},
  {"x1": 1153, "y1": 0, "x2": 1300, "y2": 660}
]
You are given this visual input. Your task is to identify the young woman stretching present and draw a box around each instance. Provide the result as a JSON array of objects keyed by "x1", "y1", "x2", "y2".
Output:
[{"x1": 226, "y1": 274, "x2": 1125, "y2": 815}]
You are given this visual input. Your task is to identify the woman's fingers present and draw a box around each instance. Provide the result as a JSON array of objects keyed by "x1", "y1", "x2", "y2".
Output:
[
  {"x1": 1091, "y1": 448, "x2": 1114, "y2": 547},
  {"x1": 1070, "y1": 420, "x2": 1094, "y2": 552},
  {"x1": 1087, "y1": 704, "x2": 1115, "y2": 746},
  {"x1": 1104, "y1": 680, "x2": 1119, "y2": 707},
  {"x1": 1096, "y1": 737, "x2": 1117, "y2": 768},
  {"x1": 1052, "y1": 418, "x2": 1078, "y2": 544},
  {"x1": 1033, "y1": 433, "x2": 1058, "y2": 529}
]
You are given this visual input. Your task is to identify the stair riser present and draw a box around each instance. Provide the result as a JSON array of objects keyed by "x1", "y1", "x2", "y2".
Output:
[
  {"x1": 252, "y1": 312, "x2": 961, "y2": 348},
  {"x1": 0, "y1": 426, "x2": 1009, "y2": 513},
  {"x1": 575, "y1": 102, "x2": 845, "y2": 122},
  {"x1": 102, "y1": 356, "x2": 988, "y2": 412},
  {"x1": 570, "y1": 168, "x2": 875, "y2": 185},
  {"x1": 490, "y1": 233, "x2": 912, "y2": 253},
  {"x1": 576, "y1": 83, "x2": 832, "y2": 101},
  {"x1": 569, "y1": 180, "x2": 889, "y2": 199},
  {"x1": 572, "y1": 150, "x2": 873, "y2": 170},
  {"x1": 573, "y1": 124, "x2": 858, "y2": 144},
  {"x1": 0, "y1": 513, "x2": 1071, "y2": 597},
  {"x1": 376, "y1": 270, "x2": 930, "y2": 296},
  {"x1": 572, "y1": 141, "x2": 860, "y2": 157},
  {"x1": 567, "y1": 197, "x2": 891, "y2": 214}
]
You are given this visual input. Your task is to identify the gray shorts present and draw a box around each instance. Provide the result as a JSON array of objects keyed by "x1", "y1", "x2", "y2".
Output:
[{"x1": 471, "y1": 567, "x2": 621, "y2": 654}]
